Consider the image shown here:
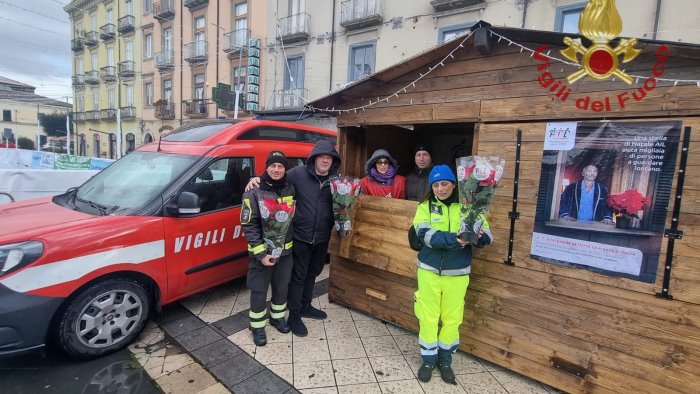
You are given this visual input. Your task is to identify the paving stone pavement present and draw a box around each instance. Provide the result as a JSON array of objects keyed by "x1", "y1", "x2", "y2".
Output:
[{"x1": 130, "y1": 265, "x2": 566, "y2": 394}]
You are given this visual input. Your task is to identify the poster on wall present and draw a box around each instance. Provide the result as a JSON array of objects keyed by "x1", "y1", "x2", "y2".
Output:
[{"x1": 530, "y1": 121, "x2": 681, "y2": 283}]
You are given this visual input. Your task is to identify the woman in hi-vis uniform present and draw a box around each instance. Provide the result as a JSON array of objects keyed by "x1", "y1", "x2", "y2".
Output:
[{"x1": 412, "y1": 165, "x2": 492, "y2": 384}]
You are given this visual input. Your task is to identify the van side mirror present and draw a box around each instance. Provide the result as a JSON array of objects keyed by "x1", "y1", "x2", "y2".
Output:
[{"x1": 175, "y1": 191, "x2": 201, "y2": 215}]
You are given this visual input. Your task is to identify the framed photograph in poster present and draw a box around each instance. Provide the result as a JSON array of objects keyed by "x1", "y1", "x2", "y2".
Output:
[{"x1": 530, "y1": 121, "x2": 681, "y2": 283}]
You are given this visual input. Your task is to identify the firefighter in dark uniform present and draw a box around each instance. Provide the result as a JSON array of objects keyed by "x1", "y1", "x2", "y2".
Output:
[{"x1": 240, "y1": 151, "x2": 295, "y2": 346}]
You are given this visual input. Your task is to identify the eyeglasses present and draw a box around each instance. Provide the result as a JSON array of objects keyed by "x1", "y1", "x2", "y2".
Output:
[{"x1": 375, "y1": 160, "x2": 390, "y2": 166}]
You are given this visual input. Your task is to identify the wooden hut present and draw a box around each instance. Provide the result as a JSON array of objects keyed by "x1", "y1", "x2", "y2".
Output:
[{"x1": 309, "y1": 22, "x2": 700, "y2": 393}]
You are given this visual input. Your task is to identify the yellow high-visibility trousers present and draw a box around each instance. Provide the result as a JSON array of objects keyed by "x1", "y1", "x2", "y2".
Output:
[{"x1": 414, "y1": 268, "x2": 469, "y2": 366}]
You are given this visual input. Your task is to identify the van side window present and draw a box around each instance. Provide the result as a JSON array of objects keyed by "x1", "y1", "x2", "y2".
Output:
[{"x1": 184, "y1": 157, "x2": 254, "y2": 213}]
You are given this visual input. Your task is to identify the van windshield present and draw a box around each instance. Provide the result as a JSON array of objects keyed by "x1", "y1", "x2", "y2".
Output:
[{"x1": 73, "y1": 151, "x2": 198, "y2": 215}]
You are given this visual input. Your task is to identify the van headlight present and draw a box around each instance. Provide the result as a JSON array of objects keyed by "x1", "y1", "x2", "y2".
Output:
[{"x1": 0, "y1": 241, "x2": 44, "y2": 277}]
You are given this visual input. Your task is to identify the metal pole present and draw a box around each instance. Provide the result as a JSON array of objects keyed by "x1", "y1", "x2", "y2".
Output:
[
  {"x1": 36, "y1": 104, "x2": 41, "y2": 151},
  {"x1": 66, "y1": 97, "x2": 71, "y2": 155}
]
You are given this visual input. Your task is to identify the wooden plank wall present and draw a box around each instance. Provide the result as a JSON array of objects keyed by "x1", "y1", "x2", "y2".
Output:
[{"x1": 327, "y1": 37, "x2": 700, "y2": 393}]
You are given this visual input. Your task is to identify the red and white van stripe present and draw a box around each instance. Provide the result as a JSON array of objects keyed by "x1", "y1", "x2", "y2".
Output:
[{"x1": 0, "y1": 240, "x2": 165, "y2": 293}]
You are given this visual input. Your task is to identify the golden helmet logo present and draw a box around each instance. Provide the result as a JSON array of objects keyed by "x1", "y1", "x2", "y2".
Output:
[{"x1": 560, "y1": 0, "x2": 641, "y2": 84}]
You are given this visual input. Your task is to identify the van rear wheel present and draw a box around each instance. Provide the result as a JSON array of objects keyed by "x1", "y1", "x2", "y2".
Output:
[{"x1": 56, "y1": 279, "x2": 150, "y2": 360}]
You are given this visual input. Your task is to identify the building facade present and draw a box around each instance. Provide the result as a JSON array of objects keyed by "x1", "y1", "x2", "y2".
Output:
[
  {"x1": 0, "y1": 76, "x2": 71, "y2": 149},
  {"x1": 66, "y1": 0, "x2": 700, "y2": 155},
  {"x1": 65, "y1": 0, "x2": 142, "y2": 158},
  {"x1": 264, "y1": 0, "x2": 700, "y2": 114}
]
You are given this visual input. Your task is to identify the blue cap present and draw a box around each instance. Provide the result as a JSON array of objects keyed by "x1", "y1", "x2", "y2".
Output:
[{"x1": 428, "y1": 165, "x2": 456, "y2": 185}]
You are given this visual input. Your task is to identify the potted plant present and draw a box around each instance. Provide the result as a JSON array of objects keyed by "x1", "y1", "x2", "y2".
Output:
[{"x1": 607, "y1": 189, "x2": 651, "y2": 229}]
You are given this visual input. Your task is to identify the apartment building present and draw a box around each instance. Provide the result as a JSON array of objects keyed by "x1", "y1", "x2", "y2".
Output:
[
  {"x1": 65, "y1": 0, "x2": 142, "y2": 159},
  {"x1": 264, "y1": 0, "x2": 700, "y2": 115},
  {"x1": 0, "y1": 76, "x2": 71, "y2": 149},
  {"x1": 139, "y1": 0, "x2": 269, "y2": 139}
]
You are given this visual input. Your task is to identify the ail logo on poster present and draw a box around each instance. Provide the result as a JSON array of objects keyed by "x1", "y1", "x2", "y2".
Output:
[{"x1": 544, "y1": 122, "x2": 576, "y2": 151}]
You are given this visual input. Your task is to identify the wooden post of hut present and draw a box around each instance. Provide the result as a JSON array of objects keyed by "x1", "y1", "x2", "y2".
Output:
[{"x1": 310, "y1": 21, "x2": 700, "y2": 394}]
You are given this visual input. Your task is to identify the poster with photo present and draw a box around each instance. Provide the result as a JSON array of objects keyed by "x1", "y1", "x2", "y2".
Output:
[{"x1": 530, "y1": 121, "x2": 681, "y2": 283}]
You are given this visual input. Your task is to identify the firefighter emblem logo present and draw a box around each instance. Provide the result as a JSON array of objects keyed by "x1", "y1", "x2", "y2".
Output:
[{"x1": 560, "y1": 0, "x2": 640, "y2": 85}]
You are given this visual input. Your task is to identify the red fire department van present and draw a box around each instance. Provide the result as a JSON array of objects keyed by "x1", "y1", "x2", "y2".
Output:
[{"x1": 0, "y1": 120, "x2": 336, "y2": 359}]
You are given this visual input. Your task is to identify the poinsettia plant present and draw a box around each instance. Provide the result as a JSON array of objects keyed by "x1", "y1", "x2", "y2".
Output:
[
  {"x1": 259, "y1": 198, "x2": 295, "y2": 263},
  {"x1": 456, "y1": 156, "x2": 505, "y2": 245},
  {"x1": 330, "y1": 176, "x2": 362, "y2": 237},
  {"x1": 607, "y1": 189, "x2": 651, "y2": 219}
]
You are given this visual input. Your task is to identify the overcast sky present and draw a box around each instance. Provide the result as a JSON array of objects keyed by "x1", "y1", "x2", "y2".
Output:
[{"x1": 0, "y1": 0, "x2": 72, "y2": 101}]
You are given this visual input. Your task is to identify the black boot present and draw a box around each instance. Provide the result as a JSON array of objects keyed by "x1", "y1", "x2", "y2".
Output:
[
  {"x1": 438, "y1": 364, "x2": 457, "y2": 385},
  {"x1": 417, "y1": 363, "x2": 434, "y2": 382},
  {"x1": 288, "y1": 311, "x2": 308, "y2": 337},
  {"x1": 269, "y1": 317, "x2": 291, "y2": 334},
  {"x1": 301, "y1": 304, "x2": 327, "y2": 320},
  {"x1": 250, "y1": 327, "x2": 267, "y2": 346}
]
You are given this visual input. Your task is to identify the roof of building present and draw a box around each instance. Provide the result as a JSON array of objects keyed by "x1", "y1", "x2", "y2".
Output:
[
  {"x1": 308, "y1": 21, "x2": 700, "y2": 112},
  {"x1": 0, "y1": 76, "x2": 35, "y2": 90},
  {"x1": 0, "y1": 75, "x2": 70, "y2": 108}
]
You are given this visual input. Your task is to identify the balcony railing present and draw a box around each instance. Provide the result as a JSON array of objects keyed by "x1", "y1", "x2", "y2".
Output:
[
  {"x1": 184, "y1": 0, "x2": 208, "y2": 10},
  {"x1": 184, "y1": 41, "x2": 207, "y2": 64},
  {"x1": 71, "y1": 38, "x2": 84, "y2": 52},
  {"x1": 101, "y1": 108, "x2": 117, "y2": 120},
  {"x1": 84, "y1": 31, "x2": 99, "y2": 46},
  {"x1": 277, "y1": 13, "x2": 310, "y2": 44},
  {"x1": 223, "y1": 29, "x2": 249, "y2": 58},
  {"x1": 85, "y1": 110, "x2": 100, "y2": 121},
  {"x1": 120, "y1": 106, "x2": 136, "y2": 119},
  {"x1": 155, "y1": 50, "x2": 174, "y2": 71},
  {"x1": 272, "y1": 88, "x2": 308, "y2": 109},
  {"x1": 100, "y1": 23, "x2": 115, "y2": 41},
  {"x1": 85, "y1": 70, "x2": 100, "y2": 84},
  {"x1": 154, "y1": 0, "x2": 175, "y2": 21},
  {"x1": 183, "y1": 99, "x2": 210, "y2": 118},
  {"x1": 340, "y1": 0, "x2": 383, "y2": 30},
  {"x1": 100, "y1": 66, "x2": 116, "y2": 82},
  {"x1": 430, "y1": 0, "x2": 485, "y2": 12},
  {"x1": 118, "y1": 61, "x2": 135, "y2": 78},
  {"x1": 72, "y1": 74, "x2": 85, "y2": 86},
  {"x1": 117, "y1": 15, "x2": 135, "y2": 34},
  {"x1": 155, "y1": 101, "x2": 175, "y2": 119}
]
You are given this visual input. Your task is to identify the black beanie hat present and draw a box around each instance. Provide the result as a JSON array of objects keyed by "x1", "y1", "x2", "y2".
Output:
[
  {"x1": 266, "y1": 151, "x2": 288, "y2": 169},
  {"x1": 414, "y1": 143, "x2": 431, "y2": 156}
]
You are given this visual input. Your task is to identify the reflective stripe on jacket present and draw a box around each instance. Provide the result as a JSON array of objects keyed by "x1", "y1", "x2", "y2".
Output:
[{"x1": 412, "y1": 196, "x2": 492, "y2": 276}]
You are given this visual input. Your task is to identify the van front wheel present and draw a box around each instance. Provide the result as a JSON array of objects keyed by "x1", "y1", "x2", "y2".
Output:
[{"x1": 56, "y1": 279, "x2": 150, "y2": 360}]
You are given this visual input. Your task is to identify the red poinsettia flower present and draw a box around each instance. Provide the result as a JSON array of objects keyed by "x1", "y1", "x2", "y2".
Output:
[{"x1": 607, "y1": 189, "x2": 651, "y2": 218}]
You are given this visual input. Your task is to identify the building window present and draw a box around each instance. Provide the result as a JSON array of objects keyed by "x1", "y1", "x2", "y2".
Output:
[
  {"x1": 144, "y1": 82, "x2": 153, "y2": 106},
  {"x1": 3, "y1": 110, "x2": 11, "y2": 122},
  {"x1": 77, "y1": 95, "x2": 85, "y2": 112},
  {"x1": 234, "y1": 2, "x2": 248, "y2": 31},
  {"x1": 76, "y1": 56, "x2": 84, "y2": 74},
  {"x1": 126, "y1": 85, "x2": 134, "y2": 107},
  {"x1": 194, "y1": 73, "x2": 205, "y2": 100},
  {"x1": 438, "y1": 22, "x2": 474, "y2": 43},
  {"x1": 284, "y1": 55, "x2": 304, "y2": 90},
  {"x1": 144, "y1": 34, "x2": 152, "y2": 59},
  {"x1": 232, "y1": 66, "x2": 246, "y2": 93},
  {"x1": 144, "y1": 0, "x2": 152, "y2": 14},
  {"x1": 126, "y1": 133, "x2": 135, "y2": 152},
  {"x1": 92, "y1": 91, "x2": 99, "y2": 109},
  {"x1": 125, "y1": 40, "x2": 133, "y2": 61},
  {"x1": 348, "y1": 42, "x2": 375, "y2": 82},
  {"x1": 93, "y1": 134, "x2": 100, "y2": 157},
  {"x1": 555, "y1": 2, "x2": 586, "y2": 33},
  {"x1": 91, "y1": 52, "x2": 98, "y2": 70},
  {"x1": 125, "y1": 0, "x2": 133, "y2": 16},
  {"x1": 108, "y1": 88, "x2": 115, "y2": 109},
  {"x1": 163, "y1": 79, "x2": 172, "y2": 103}
]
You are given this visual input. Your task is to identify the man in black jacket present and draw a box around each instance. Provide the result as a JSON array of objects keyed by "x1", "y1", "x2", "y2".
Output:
[
  {"x1": 406, "y1": 143, "x2": 433, "y2": 201},
  {"x1": 247, "y1": 140, "x2": 341, "y2": 336}
]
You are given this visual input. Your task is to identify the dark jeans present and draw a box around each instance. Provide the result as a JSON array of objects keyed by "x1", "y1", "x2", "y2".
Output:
[
  {"x1": 288, "y1": 240, "x2": 328, "y2": 312},
  {"x1": 247, "y1": 254, "x2": 294, "y2": 313}
]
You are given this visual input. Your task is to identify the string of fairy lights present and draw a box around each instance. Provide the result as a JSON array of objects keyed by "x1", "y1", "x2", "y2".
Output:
[{"x1": 301, "y1": 27, "x2": 700, "y2": 114}]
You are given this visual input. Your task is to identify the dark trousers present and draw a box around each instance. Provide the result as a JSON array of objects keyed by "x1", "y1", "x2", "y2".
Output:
[
  {"x1": 247, "y1": 254, "x2": 294, "y2": 313},
  {"x1": 288, "y1": 240, "x2": 328, "y2": 312}
]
